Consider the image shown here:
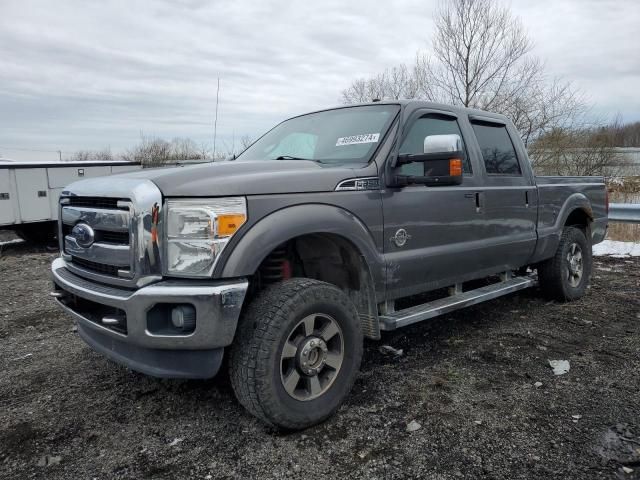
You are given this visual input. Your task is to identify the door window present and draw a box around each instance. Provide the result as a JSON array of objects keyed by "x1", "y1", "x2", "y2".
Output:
[
  {"x1": 398, "y1": 115, "x2": 471, "y2": 176},
  {"x1": 471, "y1": 122, "x2": 522, "y2": 175}
]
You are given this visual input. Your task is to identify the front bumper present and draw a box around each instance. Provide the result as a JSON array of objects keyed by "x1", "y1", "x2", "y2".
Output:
[{"x1": 51, "y1": 257, "x2": 248, "y2": 378}]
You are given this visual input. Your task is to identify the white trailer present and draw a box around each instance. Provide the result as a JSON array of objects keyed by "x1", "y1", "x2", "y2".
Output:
[{"x1": 0, "y1": 160, "x2": 141, "y2": 242}]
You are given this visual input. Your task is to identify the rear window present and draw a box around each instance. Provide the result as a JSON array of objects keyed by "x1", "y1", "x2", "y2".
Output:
[{"x1": 471, "y1": 122, "x2": 521, "y2": 175}]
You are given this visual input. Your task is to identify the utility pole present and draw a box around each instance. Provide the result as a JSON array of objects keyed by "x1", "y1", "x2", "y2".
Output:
[
  {"x1": 213, "y1": 77, "x2": 220, "y2": 161},
  {"x1": 58, "y1": 150, "x2": 62, "y2": 161}
]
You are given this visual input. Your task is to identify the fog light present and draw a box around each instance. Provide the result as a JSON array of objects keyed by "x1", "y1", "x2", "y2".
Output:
[{"x1": 171, "y1": 305, "x2": 196, "y2": 332}]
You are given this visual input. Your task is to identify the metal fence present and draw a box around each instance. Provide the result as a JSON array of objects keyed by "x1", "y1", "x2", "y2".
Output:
[{"x1": 609, "y1": 203, "x2": 640, "y2": 223}]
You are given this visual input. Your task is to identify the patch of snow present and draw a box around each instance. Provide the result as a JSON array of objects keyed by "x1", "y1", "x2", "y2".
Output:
[
  {"x1": 0, "y1": 238, "x2": 24, "y2": 246},
  {"x1": 593, "y1": 240, "x2": 640, "y2": 257},
  {"x1": 406, "y1": 420, "x2": 421, "y2": 432},
  {"x1": 548, "y1": 359, "x2": 570, "y2": 375}
]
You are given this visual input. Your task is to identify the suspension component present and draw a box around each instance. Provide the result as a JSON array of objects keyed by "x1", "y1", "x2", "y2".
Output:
[{"x1": 259, "y1": 247, "x2": 288, "y2": 285}]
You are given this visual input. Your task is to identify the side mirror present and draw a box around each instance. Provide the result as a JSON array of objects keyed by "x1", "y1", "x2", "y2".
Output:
[{"x1": 394, "y1": 134, "x2": 464, "y2": 187}]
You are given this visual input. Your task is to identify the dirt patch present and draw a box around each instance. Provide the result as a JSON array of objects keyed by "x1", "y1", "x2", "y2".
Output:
[{"x1": 0, "y1": 246, "x2": 639, "y2": 479}]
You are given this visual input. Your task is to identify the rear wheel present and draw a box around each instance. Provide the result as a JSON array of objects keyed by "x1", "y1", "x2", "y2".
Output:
[
  {"x1": 229, "y1": 278, "x2": 363, "y2": 430},
  {"x1": 538, "y1": 226, "x2": 592, "y2": 301}
]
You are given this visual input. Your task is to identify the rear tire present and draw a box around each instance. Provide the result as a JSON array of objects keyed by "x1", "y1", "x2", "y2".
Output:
[
  {"x1": 538, "y1": 226, "x2": 592, "y2": 301},
  {"x1": 229, "y1": 278, "x2": 363, "y2": 430}
]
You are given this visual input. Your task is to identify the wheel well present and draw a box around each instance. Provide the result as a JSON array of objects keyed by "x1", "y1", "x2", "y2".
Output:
[
  {"x1": 250, "y1": 233, "x2": 380, "y2": 340},
  {"x1": 564, "y1": 208, "x2": 592, "y2": 232}
]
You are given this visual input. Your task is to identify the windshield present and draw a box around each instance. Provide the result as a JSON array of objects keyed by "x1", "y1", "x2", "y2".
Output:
[{"x1": 237, "y1": 104, "x2": 399, "y2": 164}]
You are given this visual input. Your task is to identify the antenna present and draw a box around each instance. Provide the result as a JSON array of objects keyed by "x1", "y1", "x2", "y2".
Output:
[{"x1": 213, "y1": 77, "x2": 220, "y2": 160}]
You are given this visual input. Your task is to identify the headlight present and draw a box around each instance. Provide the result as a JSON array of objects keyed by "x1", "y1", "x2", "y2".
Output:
[{"x1": 165, "y1": 197, "x2": 247, "y2": 277}]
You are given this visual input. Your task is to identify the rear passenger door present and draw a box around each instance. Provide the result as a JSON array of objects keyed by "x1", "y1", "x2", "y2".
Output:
[{"x1": 467, "y1": 116, "x2": 538, "y2": 269}]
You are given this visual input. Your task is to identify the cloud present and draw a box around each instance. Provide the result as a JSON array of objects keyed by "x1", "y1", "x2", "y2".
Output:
[{"x1": 0, "y1": 0, "x2": 637, "y2": 160}]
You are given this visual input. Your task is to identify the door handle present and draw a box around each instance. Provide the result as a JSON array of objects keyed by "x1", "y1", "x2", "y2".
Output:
[
  {"x1": 463, "y1": 192, "x2": 483, "y2": 212},
  {"x1": 475, "y1": 192, "x2": 483, "y2": 213}
]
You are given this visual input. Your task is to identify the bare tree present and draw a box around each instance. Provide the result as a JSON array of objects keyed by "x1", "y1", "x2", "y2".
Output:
[
  {"x1": 240, "y1": 135, "x2": 253, "y2": 151},
  {"x1": 341, "y1": 0, "x2": 586, "y2": 147},
  {"x1": 432, "y1": 0, "x2": 534, "y2": 109},
  {"x1": 121, "y1": 134, "x2": 215, "y2": 167},
  {"x1": 171, "y1": 138, "x2": 201, "y2": 161},
  {"x1": 342, "y1": 54, "x2": 435, "y2": 104},
  {"x1": 529, "y1": 125, "x2": 627, "y2": 176},
  {"x1": 607, "y1": 117, "x2": 640, "y2": 147},
  {"x1": 66, "y1": 147, "x2": 113, "y2": 162},
  {"x1": 67, "y1": 134, "x2": 255, "y2": 167},
  {"x1": 199, "y1": 142, "x2": 212, "y2": 161}
]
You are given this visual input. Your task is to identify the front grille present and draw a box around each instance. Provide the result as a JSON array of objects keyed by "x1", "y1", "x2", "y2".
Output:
[
  {"x1": 62, "y1": 195, "x2": 133, "y2": 280},
  {"x1": 98, "y1": 230, "x2": 129, "y2": 244},
  {"x1": 66, "y1": 196, "x2": 129, "y2": 210},
  {"x1": 62, "y1": 225, "x2": 130, "y2": 245},
  {"x1": 71, "y1": 256, "x2": 121, "y2": 276},
  {"x1": 60, "y1": 179, "x2": 162, "y2": 287}
]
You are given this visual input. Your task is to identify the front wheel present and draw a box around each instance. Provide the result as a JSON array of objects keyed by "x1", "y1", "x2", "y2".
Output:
[
  {"x1": 538, "y1": 226, "x2": 592, "y2": 301},
  {"x1": 229, "y1": 278, "x2": 363, "y2": 430}
]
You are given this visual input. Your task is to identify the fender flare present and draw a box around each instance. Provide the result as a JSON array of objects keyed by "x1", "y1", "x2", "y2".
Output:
[
  {"x1": 557, "y1": 192, "x2": 594, "y2": 226},
  {"x1": 531, "y1": 192, "x2": 594, "y2": 264},
  {"x1": 216, "y1": 204, "x2": 385, "y2": 295}
]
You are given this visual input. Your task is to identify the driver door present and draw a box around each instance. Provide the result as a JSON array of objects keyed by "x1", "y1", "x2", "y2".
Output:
[{"x1": 382, "y1": 110, "x2": 484, "y2": 300}]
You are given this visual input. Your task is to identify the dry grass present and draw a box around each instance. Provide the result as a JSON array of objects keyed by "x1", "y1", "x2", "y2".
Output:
[
  {"x1": 608, "y1": 222, "x2": 640, "y2": 242},
  {"x1": 606, "y1": 176, "x2": 640, "y2": 242}
]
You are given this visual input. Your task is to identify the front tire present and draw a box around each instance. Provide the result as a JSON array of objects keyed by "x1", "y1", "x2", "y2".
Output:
[
  {"x1": 229, "y1": 278, "x2": 363, "y2": 430},
  {"x1": 538, "y1": 226, "x2": 592, "y2": 301}
]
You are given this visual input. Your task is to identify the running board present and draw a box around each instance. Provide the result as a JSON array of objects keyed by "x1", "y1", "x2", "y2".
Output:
[{"x1": 379, "y1": 276, "x2": 535, "y2": 331}]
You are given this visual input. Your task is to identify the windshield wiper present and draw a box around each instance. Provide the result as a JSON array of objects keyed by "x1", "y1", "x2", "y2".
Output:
[
  {"x1": 275, "y1": 155, "x2": 310, "y2": 160},
  {"x1": 272, "y1": 155, "x2": 332, "y2": 164}
]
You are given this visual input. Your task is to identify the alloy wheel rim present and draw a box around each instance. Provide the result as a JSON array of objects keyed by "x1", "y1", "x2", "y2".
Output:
[
  {"x1": 566, "y1": 242, "x2": 584, "y2": 288},
  {"x1": 279, "y1": 313, "x2": 344, "y2": 401}
]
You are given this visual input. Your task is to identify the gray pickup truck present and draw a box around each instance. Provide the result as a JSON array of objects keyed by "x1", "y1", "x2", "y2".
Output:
[{"x1": 51, "y1": 100, "x2": 608, "y2": 429}]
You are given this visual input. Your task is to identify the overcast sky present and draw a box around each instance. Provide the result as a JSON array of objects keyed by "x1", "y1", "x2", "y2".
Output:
[{"x1": 1, "y1": 0, "x2": 639, "y2": 161}]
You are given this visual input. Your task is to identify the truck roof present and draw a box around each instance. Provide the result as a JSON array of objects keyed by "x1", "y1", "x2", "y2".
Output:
[{"x1": 300, "y1": 100, "x2": 510, "y2": 124}]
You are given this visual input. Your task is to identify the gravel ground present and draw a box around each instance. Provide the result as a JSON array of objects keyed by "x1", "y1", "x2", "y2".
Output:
[{"x1": 0, "y1": 240, "x2": 639, "y2": 480}]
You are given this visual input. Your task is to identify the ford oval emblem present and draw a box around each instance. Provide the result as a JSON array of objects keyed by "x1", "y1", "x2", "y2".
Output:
[{"x1": 71, "y1": 223, "x2": 95, "y2": 248}]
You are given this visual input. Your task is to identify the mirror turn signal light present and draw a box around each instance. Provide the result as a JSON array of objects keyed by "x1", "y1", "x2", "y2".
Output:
[{"x1": 449, "y1": 158, "x2": 463, "y2": 176}]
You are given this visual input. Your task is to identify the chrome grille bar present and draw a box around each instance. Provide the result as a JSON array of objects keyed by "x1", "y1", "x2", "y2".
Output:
[
  {"x1": 61, "y1": 206, "x2": 129, "y2": 232},
  {"x1": 64, "y1": 236, "x2": 131, "y2": 266}
]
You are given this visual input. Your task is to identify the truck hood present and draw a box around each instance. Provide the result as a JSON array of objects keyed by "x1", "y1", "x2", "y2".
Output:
[{"x1": 114, "y1": 160, "x2": 374, "y2": 197}]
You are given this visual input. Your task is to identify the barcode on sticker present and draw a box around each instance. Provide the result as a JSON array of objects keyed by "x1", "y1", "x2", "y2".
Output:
[{"x1": 336, "y1": 133, "x2": 380, "y2": 146}]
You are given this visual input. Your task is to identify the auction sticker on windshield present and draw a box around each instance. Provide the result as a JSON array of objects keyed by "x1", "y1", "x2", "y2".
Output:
[{"x1": 336, "y1": 133, "x2": 380, "y2": 146}]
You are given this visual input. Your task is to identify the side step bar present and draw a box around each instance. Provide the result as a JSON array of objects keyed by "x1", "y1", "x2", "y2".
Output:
[{"x1": 379, "y1": 275, "x2": 535, "y2": 331}]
